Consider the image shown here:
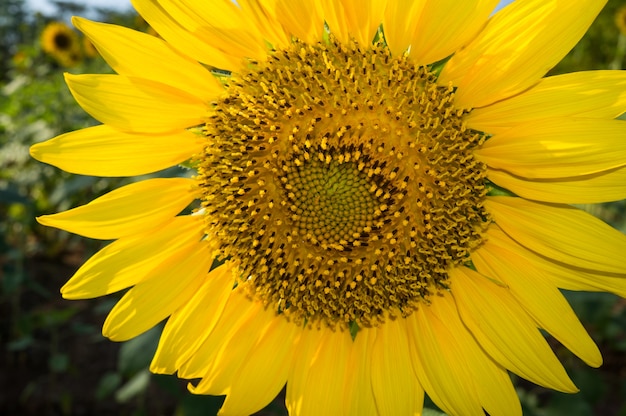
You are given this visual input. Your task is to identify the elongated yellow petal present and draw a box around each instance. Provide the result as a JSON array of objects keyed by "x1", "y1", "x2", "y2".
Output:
[
  {"x1": 72, "y1": 17, "x2": 223, "y2": 101},
  {"x1": 65, "y1": 74, "x2": 207, "y2": 133},
  {"x1": 274, "y1": 0, "x2": 325, "y2": 43},
  {"x1": 382, "y1": 0, "x2": 426, "y2": 56},
  {"x1": 150, "y1": 264, "x2": 233, "y2": 375},
  {"x1": 61, "y1": 215, "x2": 204, "y2": 299},
  {"x1": 408, "y1": 0, "x2": 499, "y2": 65},
  {"x1": 486, "y1": 196, "x2": 626, "y2": 274},
  {"x1": 237, "y1": 0, "x2": 291, "y2": 49},
  {"x1": 131, "y1": 0, "x2": 240, "y2": 70},
  {"x1": 451, "y1": 266, "x2": 578, "y2": 393},
  {"x1": 475, "y1": 118, "x2": 626, "y2": 179},
  {"x1": 370, "y1": 317, "x2": 423, "y2": 415},
  {"x1": 487, "y1": 224, "x2": 626, "y2": 299},
  {"x1": 467, "y1": 71, "x2": 626, "y2": 134},
  {"x1": 343, "y1": 328, "x2": 378, "y2": 416},
  {"x1": 440, "y1": 0, "x2": 607, "y2": 108},
  {"x1": 102, "y1": 238, "x2": 211, "y2": 341},
  {"x1": 286, "y1": 328, "x2": 352, "y2": 416},
  {"x1": 472, "y1": 233, "x2": 602, "y2": 367},
  {"x1": 409, "y1": 292, "x2": 521, "y2": 416},
  {"x1": 157, "y1": 0, "x2": 268, "y2": 61},
  {"x1": 29, "y1": 125, "x2": 203, "y2": 177},
  {"x1": 323, "y1": 0, "x2": 386, "y2": 46},
  {"x1": 187, "y1": 296, "x2": 267, "y2": 394},
  {"x1": 487, "y1": 167, "x2": 626, "y2": 204},
  {"x1": 216, "y1": 313, "x2": 298, "y2": 416},
  {"x1": 178, "y1": 286, "x2": 255, "y2": 380},
  {"x1": 37, "y1": 178, "x2": 195, "y2": 240}
]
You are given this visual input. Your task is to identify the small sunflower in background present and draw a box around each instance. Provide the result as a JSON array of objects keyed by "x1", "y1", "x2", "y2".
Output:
[
  {"x1": 616, "y1": 4, "x2": 626, "y2": 35},
  {"x1": 31, "y1": 0, "x2": 626, "y2": 415},
  {"x1": 41, "y1": 21, "x2": 82, "y2": 67},
  {"x1": 82, "y1": 36, "x2": 99, "y2": 59}
]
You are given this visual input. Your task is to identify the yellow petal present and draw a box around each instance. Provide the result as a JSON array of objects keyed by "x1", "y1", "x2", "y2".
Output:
[
  {"x1": 408, "y1": 0, "x2": 499, "y2": 65},
  {"x1": 131, "y1": 0, "x2": 240, "y2": 70},
  {"x1": 187, "y1": 296, "x2": 270, "y2": 395},
  {"x1": 472, "y1": 232, "x2": 602, "y2": 367},
  {"x1": 37, "y1": 178, "x2": 195, "y2": 240},
  {"x1": 440, "y1": 0, "x2": 607, "y2": 108},
  {"x1": 467, "y1": 71, "x2": 626, "y2": 134},
  {"x1": 157, "y1": 0, "x2": 268, "y2": 61},
  {"x1": 409, "y1": 292, "x2": 521, "y2": 416},
  {"x1": 487, "y1": 224, "x2": 626, "y2": 299},
  {"x1": 274, "y1": 0, "x2": 325, "y2": 43},
  {"x1": 178, "y1": 286, "x2": 256, "y2": 380},
  {"x1": 150, "y1": 263, "x2": 234, "y2": 374},
  {"x1": 216, "y1": 313, "x2": 298, "y2": 416},
  {"x1": 486, "y1": 196, "x2": 626, "y2": 274},
  {"x1": 486, "y1": 166, "x2": 626, "y2": 204},
  {"x1": 322, "y1": 0, "x2": 387, "y2": 46},
  {"x1": 29, "y1": 125, "x2": 203, "y2": 177},
  {"x1": 72, "y1": 17, "x2": 223, "y2": 101},
  {"x1": 61, "y1": 215, "x2": 204, "y2": 299},
  {"x1": 237, "y1": 0, "x2": 291, "y2": 49},
  {"x1": 102, "y1": 237, "x2": 211, "y2": 341},
  {"x1": 370, "y1": 317, "x2": 423, "y2": 415},
  {"x1": 343, "y1": 328, "x2": 378, "y2": 416},
  {"x1": 451, "y1": 266, "x2": 578, "y2": 393},
  {"x1": 474, "y1": 118, "x2": 626, "y2": 179},
  {"x1": 382, "y1": 0, "x2": 427, "y2": 56},
  {"x1": 286, "y1": 328, "x2": 351, "y2": 416},
  {"x1": 65, "y1": 74, "x2": 207, "y2": 133}
]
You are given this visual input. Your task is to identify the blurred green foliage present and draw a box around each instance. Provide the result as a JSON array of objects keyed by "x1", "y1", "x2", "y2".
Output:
[{"x1": 1, "y1": 0, "x2": 625, "y2": 415}]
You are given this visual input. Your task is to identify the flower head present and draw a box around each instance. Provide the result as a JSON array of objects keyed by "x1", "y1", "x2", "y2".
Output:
[
  {"x1": 41, "y1": 21, "x2": 82, "y2": 67},
  {"x1": 31, "y1": 1, "x2": 626, "y2": 415}
]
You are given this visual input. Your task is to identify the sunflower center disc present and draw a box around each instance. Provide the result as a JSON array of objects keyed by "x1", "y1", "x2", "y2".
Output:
[{"x1": 198, "y1": 38, "x2": 490, "y2": 328}]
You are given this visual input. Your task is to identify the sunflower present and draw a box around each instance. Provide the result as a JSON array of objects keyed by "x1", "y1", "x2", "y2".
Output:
[
  {"x1": 30, "y1": 0, "x2": 626, "y2": 415},
  {"x1": 616, "y1": 5, "x2": 626, "y2": 35},
  {"x1": 41, "y1": 21, "x2": 82, "y2": 67}
]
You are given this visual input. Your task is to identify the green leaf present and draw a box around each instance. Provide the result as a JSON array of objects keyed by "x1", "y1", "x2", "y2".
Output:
[{"x1": 115, "y1": 369, "x2": 151, "y2": 403}]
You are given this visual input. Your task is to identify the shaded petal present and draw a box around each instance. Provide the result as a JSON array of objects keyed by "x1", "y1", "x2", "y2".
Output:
[
  {"x1": 440, "y1": 0, "x2": 606, "y2": 108},
  {"x1": 150, "y1": 263, "x2": 234, "y2": 374},
  {"x1": 158, "y1": 0, "x2": 268, "y2": 61},
  {"x1": 102, "y1": 236, "x2": 211, "y2": 341},
  {"x1": 131, "y1": 0, "x2": 241, "y2": 70},
  {"x1": 474, "y1": 118, "x2": 626, "y2": 178},
  {"x1": 72, "y1": 17, "x2": 223, "y2": 101},
  {"x1": 65, "y1": 74, "x2": 207, "y2": 133},
  {"x1": 274, "y1": 0, "x2": 325, "y2": 43},
  {"x1": 408, "y1": 0, "x2": 499, "y2": 65},
  {"x1": 450, "y1": 266, "x2": 577, "y2": 392},
  {"x1": 370, "y1": 317, "x2": 423, "y2": 415},
  {"x1": 286, "y1": 328, "x2": 351, "y2": 416},
  {"x1": 409, "y1": 292, "x2": 521, "y2": 416},
  {"x1": 29, "y1": 125, "x2": 203, "y2": 177},
  {"x1": 467, "y1": 71, "x2": 626, "y2": 134},
  {"x1": 486, "y1": 166, "x2": 626, "y2": 204},
  {"x1": 382, "y1": 0, "x2": 426, "y2": 56},
  {"x1": 487, "y1": 224, "x2": 626, "y2": 299},
  {"x1": 61, "y1": 215, "x2": 204, "y2": 299},
  {"x1": 37, "y1": 178, "x2": 196, "y2": 240},
  {"x1": 178, "y1": 286, "x2": 256, "y2": 380},
  {"x1": 216, "y1": 313, "x2": 298, "y2": 416},
  {"x1": 236, "y1": 0, "x2": 291, "y2": 49},
  {"x1": 186, "y1": 291, "x2": 298, "y2": 416},
  {"x1": 486, "y1": 196, "x2": 626, "y2": 274},
  {"x1": 472, "y1": 231, "x2": 602, "y2": 367},
  {"x1": 343, "y1": 328, "x2": 378, "y2": 416},
  {"x1": 323, "y1": 0, "x2": 387, "y2": 46}
]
